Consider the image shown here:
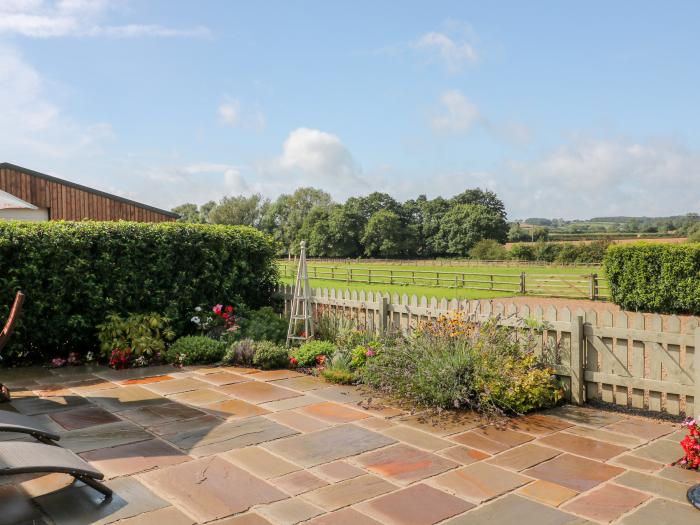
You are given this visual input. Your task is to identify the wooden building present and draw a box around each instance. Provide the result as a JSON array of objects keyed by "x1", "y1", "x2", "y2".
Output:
[{"x1": 0, "y1": 163, "x2": 178, "y2": 222}]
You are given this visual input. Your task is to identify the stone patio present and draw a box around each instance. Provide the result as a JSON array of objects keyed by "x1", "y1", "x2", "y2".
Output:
[{"x1": 1, "y1": 364, "x2": 698, "y2": 525}]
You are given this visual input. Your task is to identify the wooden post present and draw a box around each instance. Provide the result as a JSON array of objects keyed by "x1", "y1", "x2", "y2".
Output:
[
  {"x1": 570, "y1": 315, "x2": 585, "y2": 405},
  {"x1": 389, "y1": 270, "x2": 393, "y2": 285},
  {"x1": 379, "y1": 296, "x2": 389, "y2": 334},
  {"x1": 695, "y1": 327, "x2": 700, "y2": 419},
  {"x1": 589, "y1": 273, "x2": 598, "y2": 300},
  {"x1": 347, "y1": 268, "x2": 352, "y2": 284},
  {"x1": 520, "y1": 272, "x2": 526, "y2": 294}
]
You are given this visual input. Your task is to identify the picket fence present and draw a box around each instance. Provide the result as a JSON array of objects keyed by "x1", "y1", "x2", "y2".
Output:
[{"x1": 279, "y1": 284, "x2": 700, "y2": 418}]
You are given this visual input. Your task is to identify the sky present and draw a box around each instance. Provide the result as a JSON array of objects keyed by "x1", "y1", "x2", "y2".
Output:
[{"x1": 1, "y1": 0, "x2": 699, "y2": 219}]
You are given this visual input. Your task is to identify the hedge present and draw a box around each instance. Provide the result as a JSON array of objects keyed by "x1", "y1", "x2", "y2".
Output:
[
  {"x1": 0, "y1": 221, "x2": 278, "y2": 365},
  {"x1": 604, "y1": 243, "x2": 700, "y2": 314}
]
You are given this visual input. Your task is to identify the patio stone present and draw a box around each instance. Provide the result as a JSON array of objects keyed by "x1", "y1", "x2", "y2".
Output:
[
  {"x1": 110, "y1": 506, "x2": 195, "y2": 525},
  {"x1": 509, "y1": 414, "x2": 573, "y2": 436},
  {"x1": 34, "y1": 477, "x2": 169, "y2": 525},
  {"x1": 220, "y1": 381, "x2": 301, "y2": 404},
  {"x1": 398, "y1": 411, "x2": 483, "y2": 436},
  {"x1": 305, "y1": 508, "x2": 381, "y2": 525},
  {"x1": 214, "y1": 514, "x2": 273, "y2": 525},
  {"x1": 11, "y1": 394, "x2": 89, "y2": 415},
  {"x1": 620, "y1": 497, "x2": 699, "y2": 525},
  {"x1": 439, "y1": 445, "x2": 491, "y2": 465},
  {"x1": 523, "y1": 453, "x2": 623, "y2": 492},
  {"x1": 312, "y1": 385, "x2": 366, "y2": 404},
  {"x1": 302, "y1": 474, "x2": 395, "y2": 510},
  {"x1": 611, "y1": 454, "x2": 665, "y2": 473},
  {"x1": 95, "y1": 365, "x2": 174, "y2": 381},
  {"x1": 356, "y1": 416, "x2": 397, "y2": 430},
  {"x1": 433, "y1": 462, "x2": 529, "y2": 502},
  {"x1": 257, "y1": 498, "x2": 324, "y2": 525},
  {"x1": 614, "y1": 470, "x2": 689, "y2": 503},
  {"x1": 168, "y1": 388, "x2": 229, "y2": 407},
  {"x1": 311, "y1": 460, "x2": 366, "y2": 482},
  {"x1": 121, "y1": 375, "x2": 174, "y2": 386},
  {"x1": 203, "y1": 398, "x2": 271, "y2": 419},
  {"x1": 271, "y1": 376, "x2": 325, "y2": 391},
  {"x1": 545, "y1": 405, "x2": 622, "y2": 428},
  {"x1": 487, "y1": 443, "x2": 561, "y2": 471},
  {"x1": 119, "y1": 403, "x2": 205, "y2": 427},
  {"x1": 223, "y1": 446, "x2": 300, "y2": 478},
  {"x1": 20, "y1": 473, "x2": 74, "y2": 498},
  {"x1": 297, "y1": 401, "x2": 370, "y2": 424},
  {"x1": 271, "y1": 470, "x2": 328, "y2": 495},
  {"x1": 266, "y1": 410, "x2": 331, "y2": 432},
  {"x1": 259, "y1": 394, "x2": 322, "y2": 411},
  {"x1": 144, "y1": 377, "x2": 209, "y2": 395},
  {"x1": 604, "y1": 418, "x2": 676, "y2": 442},
  {"x1": 34, "y1": 385, "x2": 78, "y2": 397},
  {"x1": 87, "y1": 386, "x2": 168, "y2": 412},
  {"x1": 382, "y1": 425, "x2": 452, "y2": 451},
  {"x1": 199, "y1": 371, "x2": 250, "y2": 386},
  {"x1": 48, "y1": 405, "x2": 120, "y2": 430},
  {"x1": 450, "y1": 426, "x2": 531, "y2": 454},
  {"x1": 0, "y1": 485, "x2": 44, "y2": 525},
  {"x1": 358, "y1": 483, "x2": 473, "y2": 525},
  {"x1": 657, "y1": 466, "x2": 700, "y2": 484},
  {"x1": 154, "y1": 415, "x2": 298, "y2": 456},
  {"x1": 564, "y1": 425, "x2": 645, "y2": 448},
  {"x1": 265, "y1": 424, "x2": 395, "y2": 467},
  {"x1": 562, "y1": 483, "x2": 649, "y2": 522},
  {"x1": 80, "y1": 438, "x2": 190, "y2": 477},
  {"x1": 139, "y1": 457, "x2": 287, "y2": 522},
  {"x1": 517, "y1": 480, "x2": 578, "y2": 507},
  {"x1": 442, "y1": 493, "x2": 584, "y2": 525},
  {"x1": 538, "y1": 432, "x2": 628, "y2": 461},
  {"x1": 70, "y1": 379, "x2": 118, "y2": 393},
  {"x1": 630, "y1": 439, "x2": 682, "y2": 464},
  {"x1": 59, "y1": 420, "x2": 152, "y2": 453},
  {"x1": 355, "y1": 443, "x2": 458, "y2": 484},
  {"x1": 253, "y1": 369, "x2": 304, "y2": 381}
]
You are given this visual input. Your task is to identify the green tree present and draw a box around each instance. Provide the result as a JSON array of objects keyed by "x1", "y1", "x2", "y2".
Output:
[
  {"x1": 199, "y1": 201, "x2": 217, "y2": 223},
  {"x1": 361, "y1": 210, "x2": 412, "y2": 257},
  {"x1": 208, "y1": 194, "x2": 269, "y2": 227},
  {"x1": 450, "y1": 189, "x2": 507, "y2": 219},
  {"x1": 436, "y1": 204, "x2": 508, "y2": 256},
  {"x1": 171, "y1": 203, "x2": 202, "y2": 223},
  {"x1": 468, "y1": 239, "x2": 508, "y2": 260}
]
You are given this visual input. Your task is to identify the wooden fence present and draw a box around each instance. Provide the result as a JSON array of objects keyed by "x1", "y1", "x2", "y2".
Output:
[
  {"x1": 279, "y1": 285, "x2": 700, "y2": 418},
  {"x1": 280, "y1": 264, "x2": 609, "y2": 300},
  {"x1": 285, "y1": 257, "x2": 603, "y2": 269}
]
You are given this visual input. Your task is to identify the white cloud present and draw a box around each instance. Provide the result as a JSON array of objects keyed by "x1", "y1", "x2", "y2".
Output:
[
  {"x1": 430, "y1": 89, "x2": 480, "y2": 133},
  {"x1": 218, "y1": 98, "x2": 266, "y2": 131},
  {"x1": 414, "y1": 30, "x2": 478, "y2": 73},
  {"x1": 218, "y1": 100, "x2": 240, "y2": 126},
  {"x1": 0, "y1": 0, "x2": 210, "y2": 38}
]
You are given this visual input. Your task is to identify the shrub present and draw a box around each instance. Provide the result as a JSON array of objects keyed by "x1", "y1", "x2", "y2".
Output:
[
  {"x1": 240, "y1": 307, "x2": 287, "y2": 344},
  {"x1": 97, "y1": 313, "x2": 175, "y2": 360},
  {"x1": 252, "y1": 341, "x2": 289, "y2": 370},
  {"x1": 313, "y1": 306, "x2": 357, "y2": 343},
  {"x1": 321, "y1": 348, "x2": 356, "y2": 384},
  {"x1": 224, "y1": 339, "x2": 256, "y2": 366},
  {"x1": 468, "y1": 239, "x2": 508, "y2": 260},
  {"x1": 604, "y1": 243, "x2": 700, "y2": 314},
  {"x1": 509, "y1": 244, "x2": 535, "y2": 261},
  {"x1": 349, "y1": 341, "x2": 382, "y2": 370},
  {"x1": 290, "y1": 340, "x2": 336, "y2": 367},
  {"x1": 0, "y1": 221, "x2": 277, "y2": 365},
  {"x1": 165, "y1": 336, "x2": 226, "y2": 366}
]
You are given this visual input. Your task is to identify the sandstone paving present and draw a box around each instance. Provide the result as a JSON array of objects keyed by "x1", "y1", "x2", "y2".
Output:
[
  {"x1": 213, "y1": 514, "x2": 273, "y2": 524},
  {"x1": 382, "y1": 425, "x2": 453, "y2": 451},
  {"x1": 603, "y1": 419, "x2": 676, "y2": 442},
  {"x1": 562, "y1": 483, "x2": 649, "y2": 522},
  {"x1": 265, "y1": 409, "x2": 331, "y2": 432},
  {"x1": 11, "y1": 394, "x2": 89, "y2": 415},
  {"x1": 48, "y1": 404, "x2": 120, "y2": 430},
  {"x1": 259, "y1": 394, "x2": 323, "y2": 411},
  {"x1": 439, "y1": 445, "x2": 491, "y2": 465},
  {"x1": 119, "y1": 402, "x2": 205, "y2": 427},
  {"x1": 253, "y1": 369, "x2": 304, "y2": 381},
  {"x1": 305, "y1": 508, "x2": 381, "y2": 525},
  {"x1": 610, "y1": 454, "x2": 665, "y2": 473},
  {"x1": 110, "y1": 506, "x2": 195, "y2": 525},
  {"x1": 139, "y1": 457, "x2": 288, "y2": 523},
  {"x1": 223, "y1": 446, "x2": 300, "y2": 479},
  {"x1": 517, "y1": 479, "x2": 579, "y2": 507},
  {"x1": 354, "y1": 443, "x2": 459, "y2": 484},
  {"x1": 613, "y1": 470, "x2": 691, "y2": 503},
  {"x1": 271, "y1": 376, "x2": 326, "y2": 391},
  {"x1": 310, "y1": 460, "x2": 366, "y2": 482},
  {"x1": 271, "y1": 469, "x2": 329, "y2": 495},
  {"x1": 79, "y1": 438, "x2": 190, "y2": 478},
  {"x1": 629, "y1": 439, "x2": 681, "y2": 464},
  {"x1": 302, "y1": 474, "x2": 396, "y2": 510},
  {"x1": 545, "y1": 405, "x2": 623, "y2": 428},
  {"x1": 355, "y1": 415, "x2": 397, "y2": 431},
  {"x1": 397, "y1": 411, "x2": 483, "y2": 436},
  {"x1": 297, "y1": 401, "x2": 370, "y2": 424},
  {"x1": 58, "y1": 420, "x2": 153, "y2": 453},
  {"x1": 508, "y1": 413, "x2": 574, "y2": 436},
  {"x1": 201, "y1": 398, "x2": 270, "y2": 419},
  {"x1": 538, "y1": 432, "x2": 628, "y2": 461},
  {"x1": 220, "y1": 381, "x2": 301, "y2": 404},
  {"x1": 87, "y1": 385, "x2": 168, "y2": 412},
  {"x1": 657, "y1": 465, "x2": 700, "y2": 484},
  {"x1": 487, "y1": 443, "x2": 561, "y2": 471},
  {"x1": 198, "y1": 371, "x2": 250, "y2": 386},
  {"x1": 311, "y1": 385, "x2": 366, "y2": 404},
  {"x1": 168, "y1": 387, "x2": 230, "y2": 407},
  {"x1": 143, "y1": 377, "x2": 210, "y2": 395},
  {"x1": 357, "y1": 483, "x2": 474, "y2": 525},
  {"x1": 120, "y1": 375, "x2": 175, "y2": 386},
  {"x1": 523, "y1": 453, "x2": 624, "y2": 492},
  {"x1": 564, "y1": 425, "x2": 645, "y2": 448},
  {"x1": 619, "y1": 497, "x2": 699, "y2": 525},
  {"x1": 0, "y1": 485, "x2": 45, "y2": 525},
  {"x1": 432, "y1": 462, "x2": 530, "y2": 502},
  {"x1": 256, "y1": 497, "x2": 324, "y2": 525}
]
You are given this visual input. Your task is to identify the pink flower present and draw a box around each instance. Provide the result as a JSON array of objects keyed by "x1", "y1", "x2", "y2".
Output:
[
  {"x1": 365, "y1": 350, "x2": 375, "y2": 357},
  {"x1": 212, "y1": 304, "x2": 223, "y2": 315}
]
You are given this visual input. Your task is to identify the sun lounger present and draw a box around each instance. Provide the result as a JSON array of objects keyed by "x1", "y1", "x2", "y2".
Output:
[
  {"x1": 0, "y1": 291, "x2": 25, "y2": 402},
  {"x1": 0, "y1": 410, "x2": 60, "y2": 444},
  {"x1": 0, "y1": 440, "x2": 112, "y2": 497}
]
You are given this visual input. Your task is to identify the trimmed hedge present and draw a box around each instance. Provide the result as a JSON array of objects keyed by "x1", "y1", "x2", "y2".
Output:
[
  {"x1": 0, "y1": 221, "x2": 278, "y2": 364},
  {"x1": 604, "y1": 243, "x2": 700, "y2": 314}
]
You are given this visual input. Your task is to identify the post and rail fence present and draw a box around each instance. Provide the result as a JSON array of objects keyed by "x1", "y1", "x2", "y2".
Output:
[
  {"x1": 280, "y1": 264, "x2": 609, "y2": 300},
  {"x1": 280, "y1": 285, "x2": 700, "y2": 418}
]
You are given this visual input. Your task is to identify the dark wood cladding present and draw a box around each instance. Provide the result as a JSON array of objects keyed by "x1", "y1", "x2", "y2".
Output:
[{"x1": 0, "y1": 165, "x2": 177, "y2": 222}]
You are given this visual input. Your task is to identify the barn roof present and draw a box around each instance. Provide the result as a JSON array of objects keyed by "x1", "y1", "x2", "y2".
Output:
[{"x1": 0, "y1": 162, "x2": 179, "y2": 219}]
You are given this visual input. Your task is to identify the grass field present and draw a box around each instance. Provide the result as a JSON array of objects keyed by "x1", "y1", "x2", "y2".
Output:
[{"x1": 278, "y1": 261, "x2": 605, "y2": 300}]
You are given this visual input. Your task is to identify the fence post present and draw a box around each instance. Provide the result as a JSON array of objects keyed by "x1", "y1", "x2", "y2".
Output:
[
  {"x1": 570, "y1": 315, "x2": 585, "y2": 405},
  {"x1": 695, "y1": 327, "x2": 700, "y2": 419},
  {"x1": 589, "y1": 273, "x2": 598, "y2": 300},
  {"x1": 520, "y1": 272, "x2": 526, "y2": 294},
  {"x1": 379, "y1": 296, "x2": 389, "y2": 334}
]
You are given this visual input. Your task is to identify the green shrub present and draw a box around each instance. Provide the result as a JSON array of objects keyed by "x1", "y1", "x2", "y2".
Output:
[
  {"x1": 509, "y1": 244, "x2": 535, "y2": 261},
  {"x1": 0, "y1": 221, "x2": 277, "y2": 365},
  {"x1": 97, "y1": 313, "x2": 175, "y2": 359},
  {"x1": 165, "y1": 336, "x2": 226, "y2": 366},
  {"x1": 240, "y1": 307, "x2": 287, "y2": 344},
  {"x1": 604, "y1": 243, "x2": 700, "y2": 314},
  {"x1": 350, "y1": 341, "x2": 382, "y2": 370},
  {"x1": 290, "y1": 340, "x2": 336, "y2": 367},
  {"x1": 468, "y1": 239, "x2": 508, "y2": 260},
  {"x1": 321, "y1": 348, "x2": 356, "y2": 384},
  {"x1": 252, "y1": 341, "x2": 289, "y2": 370},
  {"x1": 224, "y1": 339, "x2": 256, "y2": 366},
  {"x1": 313, "y1": 308, "x2": 357, "y2": 343}
]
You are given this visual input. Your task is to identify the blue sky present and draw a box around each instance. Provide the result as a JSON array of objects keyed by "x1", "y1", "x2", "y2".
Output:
[{"x1": 1, "y1": 0, "x2": 699, "y2": 218}]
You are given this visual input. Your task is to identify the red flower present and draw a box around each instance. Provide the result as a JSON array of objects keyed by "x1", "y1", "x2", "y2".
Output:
[
  {"x1": 225, "y1": 305, "x2": 234, "y2": 313},
  {"x1": 289, "y1": 357, "x2": 298, "y2": 367}
]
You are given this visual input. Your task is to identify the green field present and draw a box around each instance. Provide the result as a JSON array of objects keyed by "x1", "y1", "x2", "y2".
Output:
[{"x1": 278, "y1": 261, "x2": 606, "y2": 300}]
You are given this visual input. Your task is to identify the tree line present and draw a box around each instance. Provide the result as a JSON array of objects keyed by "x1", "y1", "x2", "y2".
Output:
[{"x1": 172, "y1": 187, "x2": 509, "y2": 257}]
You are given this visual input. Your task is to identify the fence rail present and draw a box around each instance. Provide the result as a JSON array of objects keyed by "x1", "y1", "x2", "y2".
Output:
[
  {"x1": 282, "y1": 257, "x2": 603, "y2": 268},
  {"x1": 280, "y1": 285, "x2": 700, "y2": 418},
  {"x1": 280, "y1": 263, "x2": 609, "y2": 300}
]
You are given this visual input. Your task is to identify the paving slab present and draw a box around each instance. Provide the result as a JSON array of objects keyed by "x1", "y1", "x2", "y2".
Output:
[
  {"x1": 517, "y1": 479, "x2": 578, "y2": 507},
  {"x1": 355, "y1": 443, "x2": 458, "y2": 484},
  {"x1": 202, "y1": 398, "x2": 271, "y2": 419},
  {"x1": 264, "y1": 424, "x2": 395, "y2": 467},
  {"x1": 302, "y1": 474, "x2": 395, "y2": 510},
  {"x1": 310, "y1": 460, "x2": 366, "y2": 482},
  {"x1": 144, "y1": 377, "x2": 209, "y2": 395},
  {"x1": 257, "y1": 498, "x2": 324, "y2": 525},
  {"x1": 433, "y1": 462, "x2": 530, "y2": 502},
  {"x1": 562, "y1": 483, "x2": 649, "y2": 522},
  {"x1": 253, "y1": 369, "x2": 304, "y2": 381},
  {"x1": 11, "y1": 394, "x2": 89, "y2": 415},
  {"x1": 611, "y1": 454, "x2": 665, "y2": 473},
  {"x1": 87, "y1": 386, "x2": 168, "y2": 412},
  {"x1": 59, "y1": 420, "x2": 153, "y2": 453},
  {"x1": 95, "y1": 365, "x2": 175, "y2": 382},
  {"x1": 119, "y1": 403, "x2": 205, "y2": 427},
  {"x1": 266, "y1": 410, "x2": 331, "y2": 433},
  {"x1": 398, "y1": 411, "x2": 484, "y2": 436},
  {"x1": 297, "y1": 401, "x2": 370, "y2": 424},
  {"x1": 439, "y1": 445, "x2": 491, "y2": 465},
  {"x1": 382, "y1": 425, "x2": 452, "y2": 451},
  {"x1": 110, "y1": 506, "x2": 195, "y2": 525},
  {"x1": 34, "y1": 477, "x2": 169, "y2": 525},
  {"x1": 80, "y1": 438, "x2": 190, "y2": 478},
  {"x1": 509, "y1": 414, "x2": 574, "y2": 436},
  {"x1": 220, "y1": 381, "x2": 301, "y2": 404},
  {"x1": 545, "y1": 405, "x2": 623, "y2": 428},
  {"x1": 613, "y1": 470, "x2": 689, "y2": 503},
  {"x1": 619, "y1": 497, "x2": 699, "y2": 525},
  {"x1": 487, "y1": 443, "x2": 561, "y2": 471},
  {"x1": 271, "y1": 376, "x2": 326, "y2": 391},
  {"x1": 312, "y1": 385, "x2": 366, "y2": 404},
  {"x1": 630, "y1": 439, "x2": 682, "y2": 464},
  {"x1": 214, "y1": 514, "x2": 273, "y2": 524},
  {"x1": 538, "y1": 432, "x2": 628, "y2": 461},
  {"x1": 358, "y1": 483, "x2": 474, "y2": 525},
  {"x1": 168, "y1": 388, "x2": 230, "y2": 407},
  {"x1": 259, "y1": 395, "x2": 323, "y2": 411},
  {"x1": 199, "y1": 371, "x2": 251, "y2": 386},
  {"x1": 441, "y1": 493, "x2": 586, "y2": 525},
  {"x1": 523, "y1": 453, "x2": 624, "y2": 492},
  {"x1": 120, "y1": 375, "x2": 175, "y2": 386},
  {"x1": 271, "y1": 470, "x2": 328, "y2": 495},
  {"x1": 564, "y1": 425, "x2": 645, "y2": 448},
  {"x1": 356, "y1": 416, "x2": 397, "y2": 431},
  {"x1": 603, "y1": 419, "x2": 676, "y2": 442},
  {"x1": 305, "y1": 508, "x2": 381, "y2": 525},
  {"x1": 0, "y1": 485, "x2": 44, "y2": 525},
  {"x1": 140, "y1": 456, "x2": 288, "y2": 522},
  {"x1": 657, "y1": 466, "x2": 700, "y2": 484},
  {"x1": 48, "y1": 405, "x2": 120, "y2": 430},
  {"x1": 223, "y1": 446, "x2": 300, "y2": 478}
]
